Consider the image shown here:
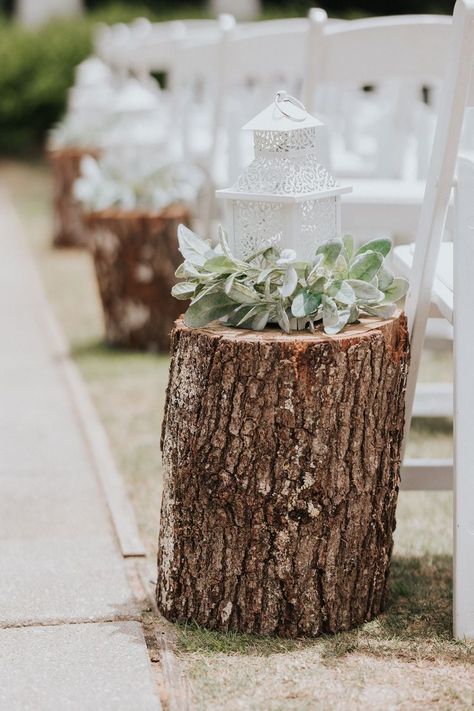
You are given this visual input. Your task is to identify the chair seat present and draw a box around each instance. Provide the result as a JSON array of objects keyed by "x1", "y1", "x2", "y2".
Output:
[
  {"x1": 340, "y1": 178, "x2": 456, "y2": 236},
  {"x1": 341, "y1": 177, "x2": 426, "y2": 205},
  {"x1": 394, "y1": 242, "x2": 453, "y2": 323},
  {"x1": 340, "y1": 178, "x2": 427, "y2": 234}
]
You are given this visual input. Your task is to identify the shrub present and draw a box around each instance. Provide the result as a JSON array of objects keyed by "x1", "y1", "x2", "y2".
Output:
[
  {"x1": 263, "y1": 0, "x2": 454, "y2": 15},
  {"x1": 0, "y1": 3, "x2": 206, "y2": 154},
  {"x1": 0, "y1": 19, "x2": 91, "y2": 153}
]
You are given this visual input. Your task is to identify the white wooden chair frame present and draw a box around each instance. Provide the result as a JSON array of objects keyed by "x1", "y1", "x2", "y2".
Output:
[
  {"x1": 453, "y1": 155, "x2": 474, "y2": 638},
  {"x1": 399, "y1": 0, "x2": 474, "y2": 639},
  {"x1": 302, "y1": 10, "x2": 453, "y2": 237}
]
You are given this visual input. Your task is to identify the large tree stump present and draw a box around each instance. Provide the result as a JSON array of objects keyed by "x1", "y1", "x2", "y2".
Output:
[
  {"x1": 157, "y1": 314, "x2": 409, "y2": 637},
  {"x1": 86, "y1": 206, "x2": 190, "y2": 352},
  {"x1": 48, "y1": 146, "x2": 98, "y2": 248}
]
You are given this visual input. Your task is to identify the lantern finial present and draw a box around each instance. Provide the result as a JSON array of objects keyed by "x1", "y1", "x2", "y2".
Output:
[{"x1": 274, "y1": 91, "x2": 307, "y2": 123}]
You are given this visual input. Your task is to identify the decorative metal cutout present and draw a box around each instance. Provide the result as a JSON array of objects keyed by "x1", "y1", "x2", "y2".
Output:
[{"x1": 216, "y1": 92, "x2": 351, "y2": 261}]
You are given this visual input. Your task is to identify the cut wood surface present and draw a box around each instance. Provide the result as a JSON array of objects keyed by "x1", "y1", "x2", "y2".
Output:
[
  {"x1": 86, "y1": 206, "x2": 190, "y2": 352},
  {"x1": 157, "y1": 313, "x2": 410, "y2": 637},
  {"x1": 48, "y1": 147, "x2": 98, "y2": 248}
]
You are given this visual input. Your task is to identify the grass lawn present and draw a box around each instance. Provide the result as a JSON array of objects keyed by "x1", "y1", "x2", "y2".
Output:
[{"x1": 3, "y1": 157, "x2": 473, "y2": 710}]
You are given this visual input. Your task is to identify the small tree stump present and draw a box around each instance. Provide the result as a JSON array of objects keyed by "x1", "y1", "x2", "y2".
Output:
[
  {"x1": 86, "y1": 206, "x2": 190, "y2": 352},
  {"x1": 157, "y1": 314, "x2": 409, "y2": 637},
  {"x1": 48, "y1": 146, "x2": 98, "y2": 248}
]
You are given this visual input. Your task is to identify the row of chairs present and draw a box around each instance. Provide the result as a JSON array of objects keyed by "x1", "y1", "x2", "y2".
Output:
[{"x1": 93, "y1": 11, "x2": 454, "y2": 238}]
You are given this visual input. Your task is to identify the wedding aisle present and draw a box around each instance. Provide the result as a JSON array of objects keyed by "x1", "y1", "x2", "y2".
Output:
[{"x1": 0, "y1": 184, "x2": 161, "y2": 710}]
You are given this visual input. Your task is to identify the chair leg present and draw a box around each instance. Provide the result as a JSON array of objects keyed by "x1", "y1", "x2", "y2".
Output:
[{"x1": 453, "y1": 157, "x2": 474, "y2": 641}]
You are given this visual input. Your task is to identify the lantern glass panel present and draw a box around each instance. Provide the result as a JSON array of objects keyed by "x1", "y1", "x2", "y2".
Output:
[
  {"x1": 298, "y1": 197, "x2": 337, "y2": 261},
  {"x1": 231, "y1": 200, "x2": 285, "y2": 257}
]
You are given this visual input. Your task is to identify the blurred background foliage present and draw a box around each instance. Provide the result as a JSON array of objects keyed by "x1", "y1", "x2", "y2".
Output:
[{"x1": 0, "y1": 0, "x2": 455, "y2": 154}]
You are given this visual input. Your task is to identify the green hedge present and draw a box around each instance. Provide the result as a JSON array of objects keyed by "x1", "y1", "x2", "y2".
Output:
[
  {"x1": 0, "y1": 4, "x2": 206, "y2": 154},
  {"x1": 0, "y1": 20, "x2": 90, "y2": 153},
  {"x1": 265, "y1": 1, "x2": 454, "y2": 14}
]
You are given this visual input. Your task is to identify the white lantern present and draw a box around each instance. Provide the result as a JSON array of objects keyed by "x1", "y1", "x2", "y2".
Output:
[{"x1": 216, "y1": 91, "x2": 351, "y2": 262}]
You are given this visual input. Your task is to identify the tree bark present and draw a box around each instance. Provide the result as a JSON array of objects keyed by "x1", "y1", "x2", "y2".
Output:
[
  {"x1": 157, "y1": 314, "x2": 410, "y2": 637},
  {"x1": 86, "y1": 206, "x2": 190, "y2": 353},
  {"x1": 48, "y1": 147, "x2": 98, "y2": 248}
]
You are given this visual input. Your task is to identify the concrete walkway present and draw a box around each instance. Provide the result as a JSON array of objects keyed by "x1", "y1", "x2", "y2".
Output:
[{"x1": 0, "y1": 186, "x2": 161, "y2": 710}]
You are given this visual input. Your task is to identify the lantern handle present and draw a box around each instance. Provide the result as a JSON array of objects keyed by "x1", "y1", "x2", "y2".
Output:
[{"x1": 274, "y1": 90, "x2": 307, "y2": 122}]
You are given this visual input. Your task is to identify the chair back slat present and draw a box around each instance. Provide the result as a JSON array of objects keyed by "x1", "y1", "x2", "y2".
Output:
[
  {"x1": 319, "y1": 16, "x2": 451, "y2": 86},
  {"x1": 402, "y1": 0, "x2": 474, "y2": 446},
  {"x1": 303, "y1": 11, "x2": 453, "y2": 180}
]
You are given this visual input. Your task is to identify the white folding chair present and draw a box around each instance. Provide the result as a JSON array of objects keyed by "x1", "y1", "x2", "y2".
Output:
[
  {"x1": 303, "y1": 10, "x2": 452, "y2": 237},
  {"x1": 391, "y1": 0, "x2": 474, "y2": 639}
]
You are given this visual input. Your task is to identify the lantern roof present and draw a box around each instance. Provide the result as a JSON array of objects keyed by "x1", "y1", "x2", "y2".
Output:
[
  {"x1": 243, "y1": 91, "x2": 323, "y2": 133},
  {"x1": 216, "y1": 91, "x2": 352, "y2": 204}
]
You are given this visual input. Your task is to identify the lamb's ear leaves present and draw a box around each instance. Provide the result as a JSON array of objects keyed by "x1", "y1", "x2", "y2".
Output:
[
  {"x1": 363, "y1": 303, "x2": 397, "y2": 319},
  {"x1": 291, "y1": 290, "x2": 322, "y2": 318},
  {"x1": 349, "y1": 251, "x2": 383, "y2": 281},
  {"x1": 355, "y1": 238, "x2": 392, "y2": 259},
  {"x1": 348, "y1": 304, "x2": 359, "y2": 323},
  {"x1": 171, "y1": 282, "x2": 195, "y2": 300},
  {"x1": 343, "y1": 234, "x2": 354, "y2": 261},
  {"x1": 203, "y1": 255, "x2": 236, "y2": 274},
  {"x1": 332, "y1": 280, "x2": 355, "y2": 305},
  {"x1": 276, "y1": 304, "x2": 291, "y2": 333},
  {"x1": 333, "y1": 254, "x2": 348, "y2": 279},
  {"x1": 316, "y1": 239, "x2": 343, "y2": 268},
  {"x1": 382, "y1": 277, "x2": 409, "y2": 302},
  {"x1": 346, "y1": 279, "x2": 384, "y2": 302},
  {"x1": 324, "y1": 309, "x2": 351, "y2": 335},
  {"x1": 322, "y1": 295, "x2": 339, "y2": 327},
  {"x1": 377, "y1": 265, "x2": 394, "y2": 291},
  {"x1": 279, "y1": 267, "x2": 298, "y2": 297},
  {"x1": 184, "y1": 293, "x2": 234, "y2": 327},
  {"x1": 217, "y1": 224, "x2": 234, "y2": 259},
  {"x1": 177, "y1": 224, "x2": 213, "y2": 266},
  {"x1": 251, "y1": 310, "x2": 270, "y2": 331},
  {"x1": 227, "y1": 281, "x2": 259, "y2": 304}
]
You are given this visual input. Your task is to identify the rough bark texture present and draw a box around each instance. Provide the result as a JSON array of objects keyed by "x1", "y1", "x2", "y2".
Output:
[
  {"x1": 48, "y1": 147, "x2": 98, "y2": 248},
  {"x1": 157, "y1": 314, "x2": 410, "y2": 637},
  {"x1": 86, "y1": 206, "x2": 190, "y2": 352}
]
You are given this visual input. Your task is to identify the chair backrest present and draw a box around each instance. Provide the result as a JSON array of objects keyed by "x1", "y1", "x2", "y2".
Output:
[
  {"x1": 303, "y1": 10, "x2": 453, "y2": 179},
  {"x1": 216, "y1": 17, "x2": 312, "y2": 183},
  {"x1": 221, "y1": 18, "x2": 309, "y2": 101},
  {"x1": 304, "y1": 12, "x2": 451, "y2": 92},
  {"x1": 402, "y1": 0, "x2": 474, "y2": 442},
  {"x1": 94, "y1": 18, "x2": 222, "y2": 79}
]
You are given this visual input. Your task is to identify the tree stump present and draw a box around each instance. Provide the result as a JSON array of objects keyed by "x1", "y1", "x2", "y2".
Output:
[
  {"x1": 48, "y1": 146, "x2": 98, "y2": 248},
  {"x1": 157, "y1": 314, "x2": 410, "y2": 637},
  {"x1": 86, "y1": 206, "x2": 191, "y2": 352}
]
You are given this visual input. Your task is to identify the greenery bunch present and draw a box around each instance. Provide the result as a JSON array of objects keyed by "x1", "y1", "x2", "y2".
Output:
[
  {"x1": 172, "y1": 225, "x2": 409, "y2": 335},
  {"x1": 74, "y1": 152, "x2": 203, "y2": 213}
]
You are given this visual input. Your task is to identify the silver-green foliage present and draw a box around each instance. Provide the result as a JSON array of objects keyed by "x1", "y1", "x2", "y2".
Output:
[{"x1": 172, "y1": 225, "x2": 409, "y2": 335}]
